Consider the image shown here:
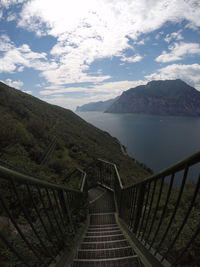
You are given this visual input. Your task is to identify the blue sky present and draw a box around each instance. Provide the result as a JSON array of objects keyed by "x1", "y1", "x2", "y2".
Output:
[{"x1": 0, "y1": 0, "x2": 200, "y2": 110}]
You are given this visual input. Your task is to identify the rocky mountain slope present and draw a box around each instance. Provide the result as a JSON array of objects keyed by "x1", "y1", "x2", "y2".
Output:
[
  {"x1": 76, "y1": 96, "x2": 119, "y2": 112},
  {"x1": 106, "y1": 79, "x2": 200, "y2": 116}
]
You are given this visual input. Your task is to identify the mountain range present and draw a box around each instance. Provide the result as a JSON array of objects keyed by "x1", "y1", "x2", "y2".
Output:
[
  {"x1": 76, "y1": 96, "x2": 119, "y2": 112},
  {"x1": 77, "y1": 79, "x2": 200, "y2": 117}
]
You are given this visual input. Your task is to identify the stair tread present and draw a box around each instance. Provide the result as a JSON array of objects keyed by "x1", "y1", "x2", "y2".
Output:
[
  {"x1": 86, "y1": 230, "x2": 122, "y2": 236},
  {"x1": 81, "y1": 240, "x2": 130, "y2": 250},
  {"x1": 84, "y1": 234, "x2": 125, "y2": 242},
  {"x1": 72, "y1": 256, "x2": 141, "y2": 266},
  {"x1": 76, "y1": 247, "x2": 135, "y2": 260}
]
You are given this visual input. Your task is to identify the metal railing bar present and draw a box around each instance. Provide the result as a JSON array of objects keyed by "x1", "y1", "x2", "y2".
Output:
[
  {"x1": 146, "y1": 176, "x2": 165, "y2": 249},
  {"x1": 80, "y1": 172, "x2": 87, "y2": 192},
  {"x1": 0, "y1": 231, "x2": 30, "y2": 266},
  {"x1": 171, "y1": 224, "x2": 200, "y2": 266},
  {"x1": 163, "y1": 175, "x2": 200, "y2": 259},
  {"x1": 62, "y1": 190, "x2": 75, "y2": 234},
  {"x1": 52, "y1": 189, "x2": 66, "y2": 229},
  {"x1": 124, "y1": 150, "x2": 200, "y2": 190},
  {"x1": 97, "y1": 158, "x2": 123, "y2": 189},
  {"x1": 0, "y1": 194, "x2": 43, "y2": 264},
  {"x1": 45, "y1": 188, "x2": 64, "y2": 237},
  {"x1": 0, "y1": 165, "x2": 82, "y2": 193},
  {"x1": 137, "y1": 181, "x2": 151, "y2": 238},
  {"x1": 26, "y1": 184, "x2": 57, "y2": 252},
  {"x1": 152, "y1": 173, "x2": 175, "y2": 254},
  {"x1": 130, "y1": 187, "x2": 137, "y2": 229},
  {"x1": 40, "y1": 136, "x2": 57, "y2": 165},
  {"x1": 127, "y1": 187, "x2": 135, "y2": 228},
  {"x1": 36, "y1": 185, "x2": 61, "y2": 244},
  {"x1": 10, "y1": 178, "x2": 53, "y2": 260},
  {"x1": 158, "y1": 165, "x2": 189, "y2": 261},
  {"x1": 109, "y1": 164, "x2": 112, "y2": 187},
  {"x1": 133, "y1": 183, "x2": 146, "y2": 234},
  {"x1": 142, "y1": 179, "x2": 157, "y2": 242}
]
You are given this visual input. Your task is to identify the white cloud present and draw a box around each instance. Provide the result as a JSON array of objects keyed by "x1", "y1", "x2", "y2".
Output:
[
  {"x1": 164, "y1": 30, "x2": 183, "y2": 43},
  {"x1": 145, "y1": 63, "x2": 200, "y2": 90},
  {"x1": 2, "y1": 78, "x2": 23, "y2": 89},
  {"x1": 0, "y1": 36, "x2": 52, "y2": 73},
  {"x1": 16, "y1": 0, "x2": 200, "y2": 87},
  {"x1": 155, "y1": 42, "x2": 200, "y2": 63},
  {"x1": 7, "y1": 12, "x2": 17, "y2": 22},
  {"x1": 0, "y1": 34, "x2": 13, "y2": 51},
  {"x1": 155, "y1": 31, "x2": 164, "y2": 40},
  {"x1": 120, "y1": 54, "x2": 143, "y2": 63},
  {"x1": 23, "y1": 90, "x2": 32, "y2": 94},
  {"x1": 42, "y1": 82, "x2": 145, "y2": 110},
  {"x1": 40, "y1": 80, "x2": 147, "y2": 96},
  {"x1": 39, "y1": 79, "x2": 147, "y2": 110},
  {"x1": 0, "y1": 0, "x2": 25, "y2": 9},
  {"x1": 41, "y1": 94, "x2": 118, "y2": 111}
]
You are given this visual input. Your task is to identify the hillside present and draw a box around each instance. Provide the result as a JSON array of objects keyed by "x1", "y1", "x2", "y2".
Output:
[
  {"x1": 0, "y1": 82, "x2": 151, "y2": 185},
  {"x1": 76, "y1": 96, "x2": 119, "y2": 112},
  {"x1": 106, "y1": 79, "x2": 200, "y2": 116}
]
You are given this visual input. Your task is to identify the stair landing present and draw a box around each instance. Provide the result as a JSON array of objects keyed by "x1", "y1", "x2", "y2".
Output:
[{"x1": 72, "y1": 186, "x2": 142, "y2": 266}]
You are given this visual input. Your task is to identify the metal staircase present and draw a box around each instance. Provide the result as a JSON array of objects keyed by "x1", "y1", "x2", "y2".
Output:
[
  {"x1": 72, "y1": 186, "x2": 142, "y2": 266},
  {"x1": 0, "y1": 150, "x2": 199, "y2": 266}
]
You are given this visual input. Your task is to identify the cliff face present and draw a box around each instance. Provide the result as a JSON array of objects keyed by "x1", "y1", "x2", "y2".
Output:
[
  {"x1": 76, "y1": 96, "x2": 119, "y2": 112},
  {"x1": 106, "y1": 79, "x2": 200, "y2": 116}
]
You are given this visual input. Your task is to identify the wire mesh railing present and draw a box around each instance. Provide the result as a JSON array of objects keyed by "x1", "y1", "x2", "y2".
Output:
[
  {"x1": 0, "y1": 165, "x2": 87, "y2": 266},
  {"x1": 94, "y1": 151, "x2": 200, "y2": 266}
]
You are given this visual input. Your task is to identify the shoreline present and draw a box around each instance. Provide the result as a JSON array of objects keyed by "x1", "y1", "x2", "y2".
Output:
[{"x1": 119, "y1": 142, "x2": 128, "y2": 156}]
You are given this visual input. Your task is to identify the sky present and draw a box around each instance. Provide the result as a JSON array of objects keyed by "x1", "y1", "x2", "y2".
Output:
[{"x1": 0, "y1": 0, "x2": 200, "y2": 110}]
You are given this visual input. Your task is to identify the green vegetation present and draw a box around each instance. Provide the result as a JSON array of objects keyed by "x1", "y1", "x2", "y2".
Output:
[{"x1": 0, "y1": 81, "x2": 151, "y2": 185}]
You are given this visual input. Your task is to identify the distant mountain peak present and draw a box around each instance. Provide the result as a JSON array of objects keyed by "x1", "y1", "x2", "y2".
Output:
[
  {"x1": 105, "y1": 79, "x2": 200, "y2": 116},
  {"x1": 76, "y1": 96, "x2": 119, "y2": 112}
]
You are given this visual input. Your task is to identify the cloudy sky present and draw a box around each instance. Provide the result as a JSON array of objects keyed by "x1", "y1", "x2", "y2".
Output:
[{"x1": 0, "y1": 0, "x2": 200, "y2": 110}]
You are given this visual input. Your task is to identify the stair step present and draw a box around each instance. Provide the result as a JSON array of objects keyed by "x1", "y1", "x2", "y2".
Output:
[
  {"x1": 81, "y1": 240, "x2": 130, "y2": 250},
  {"x1": 87, "y1": 226, "x2": 119, "y2": 232},
  {"x1": 88, "y1": 223, "x2": 118, "y2": 228},
  {"x1": 90, "y1": 214, "x2": 116, "y2": 225},
  {"x1": 72, "y1": 255, "x2": 140, "y2": 266},
  {"x1": 86, "y1": 230, "x2": 122, "y2": 236},
  {"x1": 84, "y1": 234, "x2": 125, "y2": 242},
  {"x1": 76, "y1": 247, "x2": 135, "y2": 260}
]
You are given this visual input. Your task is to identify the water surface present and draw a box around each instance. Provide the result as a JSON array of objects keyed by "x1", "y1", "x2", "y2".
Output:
[{"x1": 77, "y1": 112, "x2": 200, "y2": 173}]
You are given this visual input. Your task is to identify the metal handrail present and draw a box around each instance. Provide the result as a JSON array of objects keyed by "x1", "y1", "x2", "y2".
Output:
[
  {"x1": 94, "y1": 150, "x2": 200, "y2": 266},
  {"x1": 0, "y1": 164, "x2": 88, "y2": 266},
  {"x1": 79, "y1": 169, "x2": 87, "y2": 192},
  {"x1": 62, "y1": 167, "x2": 87, "y2": 192},
  {"x1": 123, "y1": 149, "x2": 200, "y2": 189},
  {"x1": 0, "y1": 165, "x2": 81, "y2": 193}
]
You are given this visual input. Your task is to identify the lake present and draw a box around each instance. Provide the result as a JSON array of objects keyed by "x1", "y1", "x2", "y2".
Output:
[{"x1": 77, "y1": 112, "x2": 200, "y2": 174}]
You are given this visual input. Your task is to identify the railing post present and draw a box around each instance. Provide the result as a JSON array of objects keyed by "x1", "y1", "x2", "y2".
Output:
[
  {"x1": 58, "y1": 190, "x2": 74, "y2": 234},
  {"x1": 133, "y1": 183, "x2": 146, "y2": 234}
]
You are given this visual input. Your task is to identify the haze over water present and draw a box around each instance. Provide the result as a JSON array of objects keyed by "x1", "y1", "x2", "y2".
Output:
[{"x1": 77, "y1": 112, "x2": 200, "y2": 173}]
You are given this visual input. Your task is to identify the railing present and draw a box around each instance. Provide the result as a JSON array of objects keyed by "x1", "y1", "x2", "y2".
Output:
[
  {"x1": 40, "y1": 136, "x2": 57, "y2": 165},
  {"x1": 0, "y1": 165, "x2": 88, "y2": 266},
  {"x1": 62, "y1": 167, "x2": 87, "y2": 192},
  {"x1": 94, "y1": 151, "x2": 200, "y2": 266}
]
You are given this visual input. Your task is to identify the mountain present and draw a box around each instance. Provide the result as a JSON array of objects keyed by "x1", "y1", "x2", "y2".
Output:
[
  {"x1": 76, "y1": 96, "x2": 119, "y2": 112},
  {"x1": 0, "y1": 82, "x2": 151, "y2": 185},
  {"x1": 105, "y1": 79, "x2": 200, "y2": 116}
]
